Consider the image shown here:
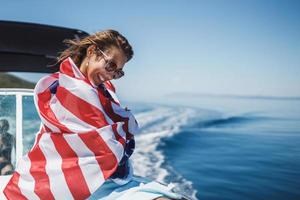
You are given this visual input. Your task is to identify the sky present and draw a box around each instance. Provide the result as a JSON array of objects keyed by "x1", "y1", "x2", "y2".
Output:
[{"x1": 1, "y1": 0, "x2": 299, "y2": 102}]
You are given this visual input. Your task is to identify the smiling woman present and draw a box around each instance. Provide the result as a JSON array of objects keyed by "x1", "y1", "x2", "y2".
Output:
[
  {"x1": 3, "y1": 29, "x2": 141, "y2": 200},
  {"x1": 57, "y1": 29, "x2": 133, "y2": 87}
]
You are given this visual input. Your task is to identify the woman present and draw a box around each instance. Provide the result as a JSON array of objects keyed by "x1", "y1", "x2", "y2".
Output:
[
  {"x1": 4, "y1": 30, "x2": 184, "y2": 200},
  {"x1": 4, "y1": 30, "x2": 138, "y2": 199}
]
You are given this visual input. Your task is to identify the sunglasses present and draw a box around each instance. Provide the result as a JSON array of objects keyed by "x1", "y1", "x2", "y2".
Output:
[{"x1": 96, "y1": 48, "x2": 125, "y2": 79}]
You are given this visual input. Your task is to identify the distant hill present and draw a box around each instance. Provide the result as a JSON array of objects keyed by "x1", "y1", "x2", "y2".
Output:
[{"x1": 0, "y1": 73, "x2": 35, "y2": 88}]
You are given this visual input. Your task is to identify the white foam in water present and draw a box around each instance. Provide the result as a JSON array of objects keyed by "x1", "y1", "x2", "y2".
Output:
[
  {"x1": 134, "y1": 107, "x2": 178, "y2": 132},
  {"x1": 132, "y1": 105, "x2": 200, "y2": 200}
]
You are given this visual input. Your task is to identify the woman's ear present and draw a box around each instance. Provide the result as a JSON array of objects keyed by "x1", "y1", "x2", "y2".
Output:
[{"x1": 86, "y1": 45, "x2": 96, "y2": 58}]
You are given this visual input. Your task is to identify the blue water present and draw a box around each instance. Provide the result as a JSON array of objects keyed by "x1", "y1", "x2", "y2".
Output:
[
  {"x1": 160, "y1": 118, "x2": 300, "y2": 199},
  {"x1": 126, "y1": 97, "x2": 300, "y2": 200},
  {"x1": 8, "y1": 95, "x2": 300, "y2": 200}
]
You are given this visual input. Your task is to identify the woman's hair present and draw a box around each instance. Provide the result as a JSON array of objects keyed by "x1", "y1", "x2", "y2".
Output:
[{"x1": 57, "y1": 29, "x2": 134, "y2": 67}]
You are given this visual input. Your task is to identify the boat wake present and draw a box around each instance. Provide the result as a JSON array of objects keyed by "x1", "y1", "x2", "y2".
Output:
[{"x1": 131, "y1": 105, "x2": 207, "y2": 200}]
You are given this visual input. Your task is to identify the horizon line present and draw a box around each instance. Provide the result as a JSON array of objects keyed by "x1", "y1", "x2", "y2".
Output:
[{"x1": 166, "y1": 92, "x2": 300, "y2": 101}]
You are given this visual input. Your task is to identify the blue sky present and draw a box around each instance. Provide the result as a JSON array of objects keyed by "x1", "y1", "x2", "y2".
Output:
[{"x1": 1, "y1": 0, "x2": 299, "y2": 101}]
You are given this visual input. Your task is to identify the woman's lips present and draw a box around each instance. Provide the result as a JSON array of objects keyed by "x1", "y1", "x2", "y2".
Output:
[{"x1": 95, "y1": 73, "x2": 113, "y2": 85}]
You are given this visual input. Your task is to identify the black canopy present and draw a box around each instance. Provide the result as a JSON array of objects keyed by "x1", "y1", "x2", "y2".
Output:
[{"x1": 0, "y1": 20, "x2": 89, "y2": 73}]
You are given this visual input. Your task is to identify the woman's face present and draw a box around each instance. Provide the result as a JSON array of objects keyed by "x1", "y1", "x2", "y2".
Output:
[{"x1": 81, "y1": 45, "x2": 127, "y2": 86}]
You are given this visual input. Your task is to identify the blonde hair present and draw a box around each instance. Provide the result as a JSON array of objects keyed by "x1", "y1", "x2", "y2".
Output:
[{"x1": 57, "y1": 29, "x2": 133, "y2": 67}]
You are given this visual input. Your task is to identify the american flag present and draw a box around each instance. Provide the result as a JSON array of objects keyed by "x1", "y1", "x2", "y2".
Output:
[{"x1": 4, "y1": 58, "x2": 139, "y2": 200}]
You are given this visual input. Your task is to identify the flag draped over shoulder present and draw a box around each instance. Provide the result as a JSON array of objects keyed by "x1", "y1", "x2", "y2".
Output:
[{"x1": 4, "y1": 58, "x2": 139, "y2": 200}]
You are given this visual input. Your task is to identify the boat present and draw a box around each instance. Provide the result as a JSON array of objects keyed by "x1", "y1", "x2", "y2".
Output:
[{"x1": 0, "y1": 20, "x2": 189, "y2": 200}]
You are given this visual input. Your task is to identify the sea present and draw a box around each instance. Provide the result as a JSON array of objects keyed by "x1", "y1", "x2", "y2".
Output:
[{"x1": 1, "y1": 94, "x2": 300, "y2": 200}]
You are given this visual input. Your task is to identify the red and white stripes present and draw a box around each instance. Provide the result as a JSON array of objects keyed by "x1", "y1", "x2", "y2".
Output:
[{"x1": 4, "y1": 57, "x2": 139, "y2": 200}]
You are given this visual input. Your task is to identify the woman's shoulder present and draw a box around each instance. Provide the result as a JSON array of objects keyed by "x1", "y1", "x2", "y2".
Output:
[{"x1": 34, "y1": 72, "x2": 59, "y2": 94}]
